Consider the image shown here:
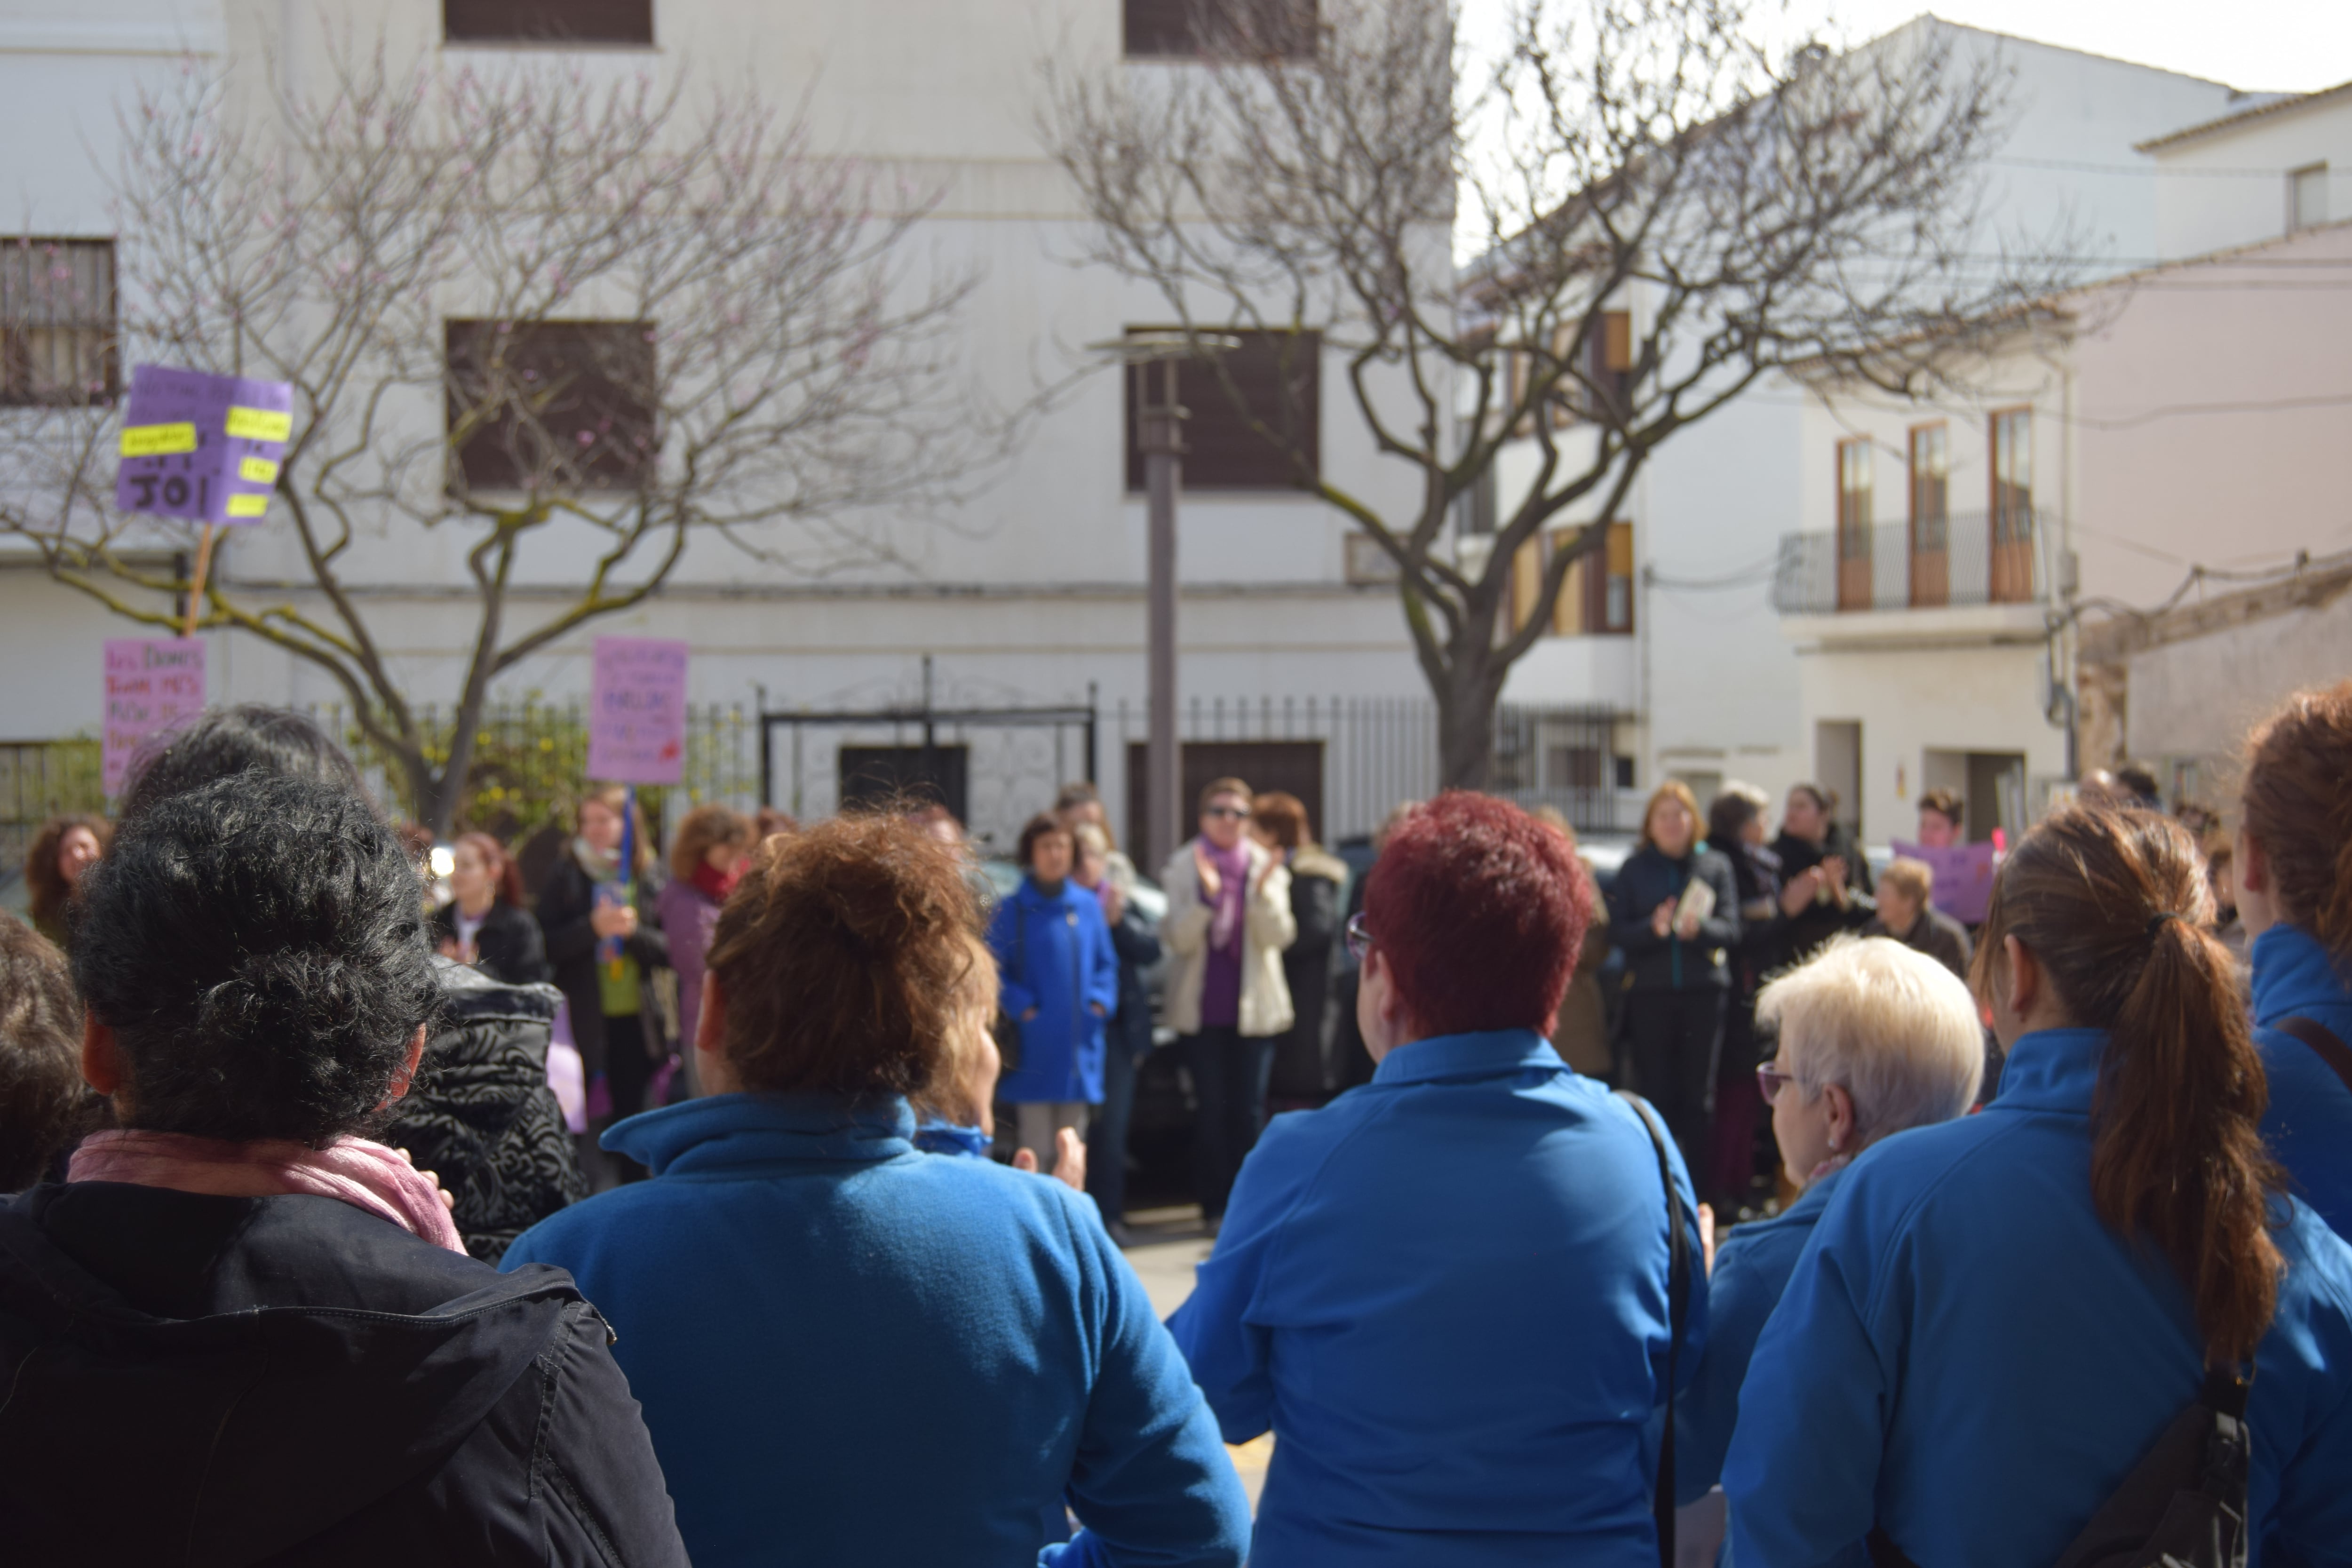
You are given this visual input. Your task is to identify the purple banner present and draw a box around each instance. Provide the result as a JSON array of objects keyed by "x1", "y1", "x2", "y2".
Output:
[
  {"x1": 103, "y1": 637, "x2": 207, "y2": 794},
  {"x1": 588, "y1": 637, "x2": 689, "y2": 785},
  {"x1": 113, "y1": 364, "x2": 294, "y2": 525},
  {"x1": 1890, "y1": 839, "x2": 1998, "y2": 926}
]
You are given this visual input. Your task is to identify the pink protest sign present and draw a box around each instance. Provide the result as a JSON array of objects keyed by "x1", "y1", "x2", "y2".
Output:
[
  {"x1": 103, "y1": 638, "x2": 207, "y2": 793},
  {"x1": 114, "y1": 364, "x2": 294, "y2": 525},
  {"x1": 1891, "y1": 839, "x2": 1998, "y2": 925},
  {"x1": 587, "y1": 637, "x2": 689, "y2": 785}
]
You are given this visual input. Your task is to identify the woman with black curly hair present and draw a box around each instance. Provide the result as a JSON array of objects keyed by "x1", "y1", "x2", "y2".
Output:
[{"x1": 0, "y1": 773, "x2": 684, "y2": 1568}]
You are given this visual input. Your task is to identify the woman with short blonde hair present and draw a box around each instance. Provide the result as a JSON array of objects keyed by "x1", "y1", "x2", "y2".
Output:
[{"x1": 1671, "y1": 935, "x2": 1982, "y2": 1512}]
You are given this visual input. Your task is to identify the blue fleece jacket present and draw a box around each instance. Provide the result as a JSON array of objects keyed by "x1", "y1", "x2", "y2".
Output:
[
  {"x1": 503, "y1": 1094, "x2": 1249, "y2": 1568},
  {"x1": 1724, "y1": 1027, "x2": 2352, "y2": 1568},
  {"x1": 2251, "y1": 923, "x2": 2352, "y2": 1239},
  {"x1": 1167, "y1": 1029, "x2": 1708, "y2": 1567},
  {"x1": 1671, "y1": 1168, "x2": 1844, "y2": 1509},
  {"x1": 991, "y1": 877, "x2": 1122, "y2": 1104}
]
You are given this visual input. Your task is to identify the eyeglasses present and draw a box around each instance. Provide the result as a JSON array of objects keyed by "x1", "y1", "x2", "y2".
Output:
[
  {"x1": 1756, "y1": 1063, "x2": 1800, "y2": 1106},
  {"x1": 1204, "y1": 805, "x2": 1251, "y2": 821},
  {"x1": 1345, "y1": 911, "x2": 1373, "y2": 962}
]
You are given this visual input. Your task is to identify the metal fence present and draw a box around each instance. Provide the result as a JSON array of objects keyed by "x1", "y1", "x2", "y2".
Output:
[{"x1": 1773, "y1": 508, "x2": 2046, "y2": 615}]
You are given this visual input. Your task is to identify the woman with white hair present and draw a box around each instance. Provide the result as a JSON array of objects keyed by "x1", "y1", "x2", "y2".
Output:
[{"x1": 1670, "y1": 936, "x2": 1982, "y2": 1511}]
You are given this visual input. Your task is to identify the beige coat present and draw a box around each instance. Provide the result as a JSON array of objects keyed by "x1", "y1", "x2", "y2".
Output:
[{"x1": 1160, "y1": 837, "x2": 1297, "y2": 1038}]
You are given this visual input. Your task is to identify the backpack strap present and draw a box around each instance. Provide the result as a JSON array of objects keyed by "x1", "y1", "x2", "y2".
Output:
[
  {"x1": 1617, "y1": 1090, "x2": 1690, "y2": 1567},
  {"x1": 2273, "y1": 1016, "x2": 2352, "y2": 1099}
]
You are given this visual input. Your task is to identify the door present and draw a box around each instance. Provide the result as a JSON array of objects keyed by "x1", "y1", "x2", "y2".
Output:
[
  {"x1": 1126, "y1": 740, "x2": 1325, "y2": 864},
  {"x1": 1836, "y1": 438, "x2": 1874, "y2": 612},
  {"x1": 1908, "y1": 423, "x2": 1949, "y2": 607},
  {"x1": 1988, "y1": 408, "x2": 2034, "y2": 603},
  {"x1": 839, "y1": 744, "x2": 970, "y2": 824}
]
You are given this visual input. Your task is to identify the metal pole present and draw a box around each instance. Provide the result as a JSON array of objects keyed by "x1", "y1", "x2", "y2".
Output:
[{"x1": 1141, "y1": 359, "x2": 1186, "y2": 872}]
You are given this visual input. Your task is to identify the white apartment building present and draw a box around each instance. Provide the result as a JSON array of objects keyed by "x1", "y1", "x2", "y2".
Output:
[
  {"x1": 0, "y1": 0, "x2": 1451, "y2": 857},
  {"x1": 1771, "y1": 79, "x2": 2352, "y2": 841},
  {"x1": 1485, "y1": 16, "x2": 2261, "y2": 836}
]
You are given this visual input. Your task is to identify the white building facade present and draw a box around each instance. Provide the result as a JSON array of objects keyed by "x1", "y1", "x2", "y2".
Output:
[{"x1": 0, "y1": 0, "x2": 1457, "y2": 856}]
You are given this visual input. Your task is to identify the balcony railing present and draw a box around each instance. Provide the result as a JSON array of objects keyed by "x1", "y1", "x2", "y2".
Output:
[{"x1": 1773, "y1": 507, "x2": 2044, "y2": 615}]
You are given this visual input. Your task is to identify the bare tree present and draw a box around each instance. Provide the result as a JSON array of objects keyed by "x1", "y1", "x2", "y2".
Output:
[
  {"x1": 1044, "y1": 0, "x2": 2061, "y2": 787},
  {"x1": 1, "y1": 41, "x2": 1002, "y2": 831}
]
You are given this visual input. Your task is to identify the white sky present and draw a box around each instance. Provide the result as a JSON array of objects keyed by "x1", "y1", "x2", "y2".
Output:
[{"x1": 1460, "y1": 0, "x2": 2352, "y2": 96}]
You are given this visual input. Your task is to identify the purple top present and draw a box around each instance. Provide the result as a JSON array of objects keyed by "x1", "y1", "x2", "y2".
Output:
[
  {"x1": 654, "y1": 876, "x2": 724, "y2": 1052},
  {"x1": 1198, "y1": 839, "x2": 1250, "y2": 1030}
]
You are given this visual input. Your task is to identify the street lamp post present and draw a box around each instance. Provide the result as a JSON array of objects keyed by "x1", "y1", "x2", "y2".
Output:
[
  {"x1": 1137, "y1": 355, "x2": 1185, "y2": 874},
  {"x1": 1089, "y1": 332, "x2": 1238, "y2": 871}
]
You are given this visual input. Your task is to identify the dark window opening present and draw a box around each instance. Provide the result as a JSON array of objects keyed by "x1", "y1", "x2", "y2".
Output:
[
  {"x1": 1124, "y1": 328, "x2": 1320, "y2": 492},
  {"x1": 1124, "y1": 0, "x2": 1318, "y2": 60},
  {"x1": 445, "y1": 0, "x2": 653, "y2": 45},
  {"x1": 445, "y1": 318, "x2": 657, "y2": 494},
  {"x1": 840, "y1": 746, "x2": 970, "y2": 825},
  {"x1": 0, "y1": 238, "x2": 117, "y2": 407}
]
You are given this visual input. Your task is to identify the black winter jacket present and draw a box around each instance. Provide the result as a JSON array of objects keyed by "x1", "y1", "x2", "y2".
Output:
[
  {"x1": 1271, "y1": 847, "x2": 1348, "y2": 1100},
  {"x1": 535, "y1": 855, "x2": 672, "y2": 1080},
  {"x1": 0, "y1": 1181, "x2": 686, "y2": 1568},
  {"x1": 387, "y1": 958, "x2": 588, "y2": 1265},
  {"x1": 1105, "y1": 895, "x2": 1163, "y2": 1061},
  {"x1": 1607, "y1": 844, "x2": 1741, "y2": 992},
  {"x1": 1770, "y1": 826, "x2": 1877, "y2": 965},
  {"x1": 429, "y1": 899, "x2": 551, "y2": 987}
]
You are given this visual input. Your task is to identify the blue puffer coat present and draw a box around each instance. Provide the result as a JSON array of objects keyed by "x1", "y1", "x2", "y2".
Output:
[{"x1": 989, "y1": 877, "x2": 1121, "y2": 1104}]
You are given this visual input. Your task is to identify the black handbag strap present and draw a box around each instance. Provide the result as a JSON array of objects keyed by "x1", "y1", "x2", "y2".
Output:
[
  {"x1": 2273, "y1": 1016, "x2": 2352, "y2": 1099},
  {"x1": 1619, "y1": 1090, "x2": 1689, "y2": 1566}
]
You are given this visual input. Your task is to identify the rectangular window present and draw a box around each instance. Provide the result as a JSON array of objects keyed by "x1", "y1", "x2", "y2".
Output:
[
  {"x1": 1526, "y1": 521, "x2": 1632, "y2": 637},
  {"x1": 445, "y1": 319, "x2": 657, "y2": 494},
  {"x1": 1123, "y1": 328, "x2": 1319, "y2": 492},
  {"x1": 0, "y1": 238, "x2": 117, "y2": 406},
  {"x1": 1907, "y1": 422, "x2": 1948, "y2": 608},
  {"x1": 1836, "y1": 438, "x2": 1873, "y2": 612},
  {"x1": 1124, "y1": 0, "x2": 1317, "y2": 59},
  {"x1": 1539, "y1": 310, "x2": 1632, "y2": 428},
  {"x1": 1588, "y1": 519, "x2": 1634, "y2": 634},
  {"x1": 445, "y1": 0, "x2": 653, "y2": 45},
  {"x1": 2291, "y1": 163, "x2": 2329, "y2": 232},
  {"x1": 1988, "y1": 406, "x2": 2034, "y2": 603}
]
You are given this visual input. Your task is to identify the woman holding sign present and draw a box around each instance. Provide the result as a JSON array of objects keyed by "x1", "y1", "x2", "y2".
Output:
[
  {"x1": 1607, "y1": 781, "x2": 1741, "y2": 1170},
  {"x1": 538, "y1": 785, "x2": 672, "y2": 1183}
]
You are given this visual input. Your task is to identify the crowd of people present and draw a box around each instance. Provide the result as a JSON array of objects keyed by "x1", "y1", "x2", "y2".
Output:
[{"x1": 4, "y1": 684, "x2": 2352, "y2": 1565}]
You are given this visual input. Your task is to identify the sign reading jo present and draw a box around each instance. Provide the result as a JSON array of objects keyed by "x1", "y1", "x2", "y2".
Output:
[
  {"x1": 113, "y1": 365, "x2": 294, "y2": 525},
  {"x1": 103, "y1": 638, "x2": 207, "y2": 794},
  {"x1": 588, "y1": 637, "x2": 690, "y2": 786}
]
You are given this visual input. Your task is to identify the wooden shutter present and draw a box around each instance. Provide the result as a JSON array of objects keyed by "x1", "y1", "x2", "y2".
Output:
[
  {"x1": 1549, "y1": 528, "x2": 1585, "y2": 636},
  {"x1": 1602, "y1": 310, "x2": 1632, "y2": 372}
]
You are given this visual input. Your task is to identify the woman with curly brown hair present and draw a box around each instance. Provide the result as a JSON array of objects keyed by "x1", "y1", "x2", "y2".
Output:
[
  {"x1": 21, "y1": 813, "x2": 108, "y2": 951},
  {"x1": 503, "y1": 812, "x2": 1249, "y2": 1568},
  {"x1": 1724, "y1": 804, "x2": 2352, "y2": 1565},
  {"x1": 2237, "y1": 679, "x2": 2352, "y2": 1240}
]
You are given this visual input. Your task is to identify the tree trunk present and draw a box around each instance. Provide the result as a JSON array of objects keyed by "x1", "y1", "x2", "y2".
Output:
[{"x1": 1434, "y1": 641, "x2": 1509, "y2": 792}]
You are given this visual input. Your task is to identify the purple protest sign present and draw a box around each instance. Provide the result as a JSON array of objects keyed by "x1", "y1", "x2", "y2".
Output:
[
  {"x1": 103, "y1": 638, "x2": 207, "y2": 794},
  {"x1": 114, "y1": 364, "x2": 294, "y2": 526},
  {"x1": 588, "y1": 637, "x2": 690, "y2": 785},
  {"x1": 1891, "y1": 839, "x2": 1999, "y2": 925}
]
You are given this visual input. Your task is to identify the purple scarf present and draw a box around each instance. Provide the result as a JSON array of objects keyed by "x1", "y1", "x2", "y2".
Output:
[{"x1": 1203, "y1": 839, "x2": 1249, "y2": 951}]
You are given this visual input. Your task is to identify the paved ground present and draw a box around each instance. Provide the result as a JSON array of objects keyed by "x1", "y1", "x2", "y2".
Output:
[{"x1": 1119, "y1": 1205, "x2": 1273, "y2": 1509}]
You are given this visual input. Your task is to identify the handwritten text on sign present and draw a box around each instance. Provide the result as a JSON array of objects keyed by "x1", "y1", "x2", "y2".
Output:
[
  {"x1": 103, "y1": 638, "x2": 207, "y2": 794},
  {"x1": 113, "y1": 365, "x2": 294, "y2": 525},
  {"x1": 588, "y1": 637, "x2": 690, "y2": 785}
]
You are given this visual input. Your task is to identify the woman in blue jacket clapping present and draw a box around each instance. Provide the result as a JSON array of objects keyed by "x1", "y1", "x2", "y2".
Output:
[
  {"x1": 990, "y1": 813, "x2": 1122, "y2": 1170},
  {"x1": 2237, "y1": 681, "x2": 2352, "y2": 1240},
  {"x1": 1725, "y1": 805, "x2": 2352, "y2": 1565}
]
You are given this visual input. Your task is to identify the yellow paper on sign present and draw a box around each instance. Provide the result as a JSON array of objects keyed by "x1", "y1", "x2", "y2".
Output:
[
  {"x1": 225, "y1": 493, "x2": 270, "y2": 518},
  {"x1": 224, "y1": 406, "x2": 293, "y2": 441},
  {"x1": 120, "y1": 423, "x2": 198, "y2": 457},
  {"x1": 238, "y1": 456, "x2": 280, "y2": 484}
]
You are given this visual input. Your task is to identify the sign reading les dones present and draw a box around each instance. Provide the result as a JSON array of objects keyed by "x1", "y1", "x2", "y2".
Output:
[
  {"x1": 1890, "y1": 838, "x2": 1999, "y2": 926},
  {"x1": 114, "y1": 364, "x2": 294, "y2": 525},
  {"x1": 588, "y1": 637, "x2": 690, "y2": 785},
  {"x1": 103, "y1": 638, "x2": 207, "y2": 794}
]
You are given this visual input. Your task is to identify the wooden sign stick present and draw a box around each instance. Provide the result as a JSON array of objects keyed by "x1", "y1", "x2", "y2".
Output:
[{"x1": 183, "y1": 522, "x2": 217, "y2": 638}]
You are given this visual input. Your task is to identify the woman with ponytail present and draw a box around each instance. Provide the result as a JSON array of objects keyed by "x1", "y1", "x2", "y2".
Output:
[
  {"x1": 1724, "y1": 804, "x2": 2352, "y2": 1565},
  {"x1": 2239, "y1": 680, "x2": 2352, "y2": 1239},
  {"x1": 0, "y1": 773, "x2": 684, "y2": 1566}
]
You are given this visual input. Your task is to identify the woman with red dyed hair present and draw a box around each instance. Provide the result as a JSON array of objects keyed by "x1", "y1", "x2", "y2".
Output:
[
  {"x1": 2239, "y1": 679, "x2": 2352, "y2": 1239},
  {"x1": 1168, "y1": 791, "x2": 1706, "y2": 1567}
]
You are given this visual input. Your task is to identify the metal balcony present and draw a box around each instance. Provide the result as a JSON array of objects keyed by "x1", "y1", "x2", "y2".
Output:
[{"x1": 1773, "y1": 508, "x2": 2045, "y2": 615}]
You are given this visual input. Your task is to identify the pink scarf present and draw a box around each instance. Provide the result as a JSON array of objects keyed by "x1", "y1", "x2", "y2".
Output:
[{"x1": 70, "y1": 1129, "x2": 467, "y2": 1253}]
